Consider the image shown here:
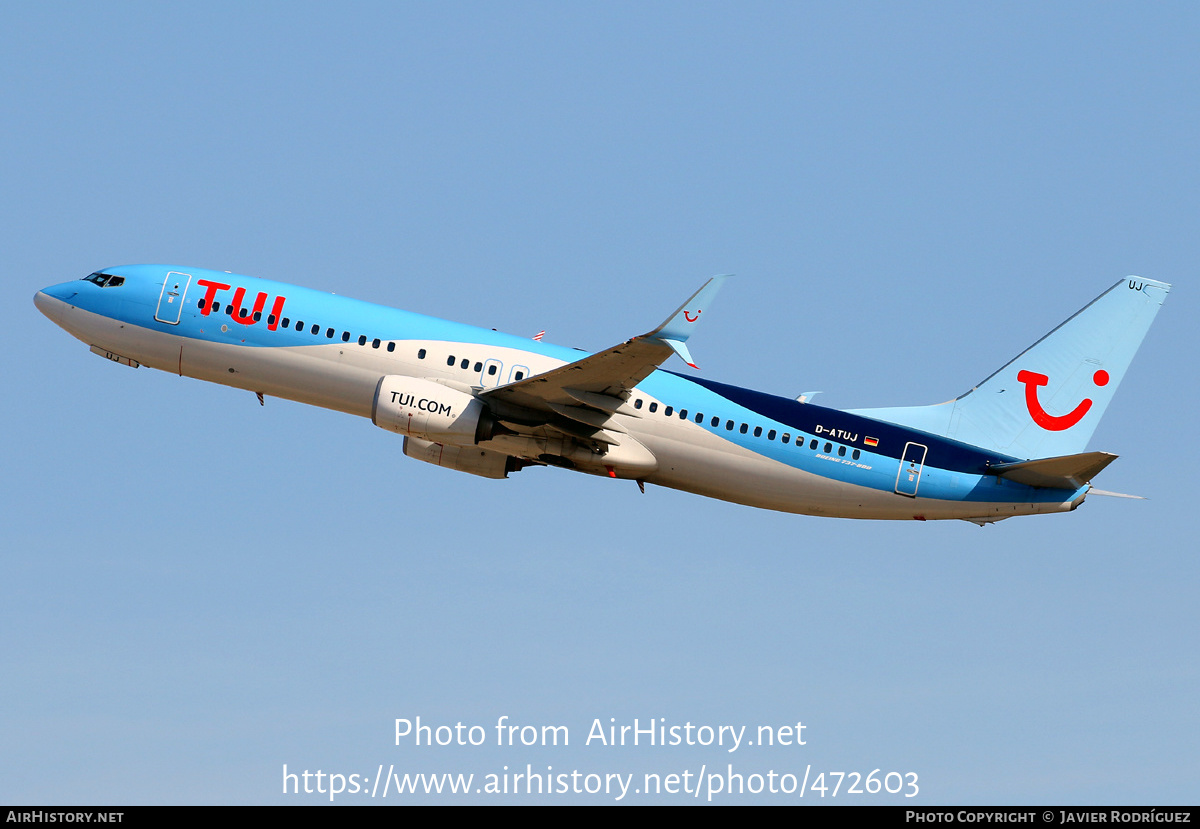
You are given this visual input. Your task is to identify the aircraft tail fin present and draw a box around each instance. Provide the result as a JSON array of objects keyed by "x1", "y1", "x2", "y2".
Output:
[{"x1": 848, "y1": 277, "x2": 1170, "y2": 459}]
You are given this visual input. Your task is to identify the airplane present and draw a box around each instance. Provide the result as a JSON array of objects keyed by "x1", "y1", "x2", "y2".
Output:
[{"x1": 34, "y1": 266, "x2": 1169, "y2": 523}]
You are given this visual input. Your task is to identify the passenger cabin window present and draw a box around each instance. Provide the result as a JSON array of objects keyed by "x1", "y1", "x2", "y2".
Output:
[
  {"x1": 342, "y1": 332, "x2": 351, "y2": 342},
  {"x1": 634, "y1": 399, "x2": 643, "y2": 409},
  {"x1": 326, "y1": 327, "x2": 334, "y2": 338},
  {"x1": 311, "y1": 324, "x2": 320, "y2": 335},
  {"x1": 358, "y1": 335, "x2": 367, "y2": 346},
  {"x1": 739, "y1": 423, "x2": 748, "y2": 434},
  {"x1": 852, "y1": 449, "x2": 861, "y2": 460},
  {"x1": 648, "y1": 403, "x2": 658, "y2": 413},
  {"x1": 387, "y1": 342, "x2": 395, "y2": 352},
  {"x1": 487, "y1": 364, "x2": 497, "y2": 375},
  {"x1": 754, "y1": 426, "x2": 763, "y2": 437},
  {"x1": 418, "y1": 348, "x2": 427, "y2": 359},
  {"x1": 809, "y1": 439, "x2": 818, "y2": 450},
  {"x1": 373, "y1": 338, "x2": 381, "y2": 349},
  {"x1": 514, "y1": 371, "x2": 525, "y2": 380},
  {"x1": 768, "y1": 430, "x2": 777, "y2": 440},
  {"x1": 664, "y1": 406, "x2": 673, "y2": 417},
  {"x1": 295, "y1": 320, "x2": 304, "y2": 331}
]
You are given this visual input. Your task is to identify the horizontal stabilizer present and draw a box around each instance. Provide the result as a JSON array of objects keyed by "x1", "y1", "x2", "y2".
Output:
[
  {"x1": 987, "y1": 451, "x2": 1117, "y2": 489},
  {"x1": 1087, "y1": 488, "x2": 1146, "y2": 500}
]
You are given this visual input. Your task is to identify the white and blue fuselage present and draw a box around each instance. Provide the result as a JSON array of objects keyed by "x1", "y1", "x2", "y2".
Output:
[{"x1": 35, "y1": 265, "x2": 1170, "y2": 522}]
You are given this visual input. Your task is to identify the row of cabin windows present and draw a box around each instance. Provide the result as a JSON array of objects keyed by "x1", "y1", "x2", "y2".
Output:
[
  {"x1": 196, "y1": 299, "x2": 528, "y2": 380},
  {"x1": 198, "y1": 298, "x2": 402, "y2": 352},
  {"x1": 190, "y1": 296, "x2": 856, "y2": 456},
  {"x1": 413, "y1": 349, "x2": 526, "y2": 381},
  {"x1": 191, "y1": 295, "x2": 857, "y2": 456},
  {"x1": 632, "y1": 397, "x2": 863, "y2": 460}
]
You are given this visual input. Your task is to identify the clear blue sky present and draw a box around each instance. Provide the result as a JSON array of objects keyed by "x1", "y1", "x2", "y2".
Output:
[{"x1": 3, "y1": 2, "x2": 1196, "y2": 804}]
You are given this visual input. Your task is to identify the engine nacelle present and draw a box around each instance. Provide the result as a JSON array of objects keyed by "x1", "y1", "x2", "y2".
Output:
[
  {"x1": 403, "y1": 437, "x2": 515, "y2": 479},
  {"x1": 372, "y1": 375, "x2": 486, "y2": 444}
]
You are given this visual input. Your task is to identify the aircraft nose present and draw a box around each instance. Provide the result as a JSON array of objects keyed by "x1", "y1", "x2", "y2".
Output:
[
  {"x1": 34, "y1": 283, "x2": 76, "y2": 324},
  {"x1": 40, "y1": 281, "x2": 78, "y2": 302},
  {"x1": 34, "y1": 289, "x2": 59, "y2": 322}
]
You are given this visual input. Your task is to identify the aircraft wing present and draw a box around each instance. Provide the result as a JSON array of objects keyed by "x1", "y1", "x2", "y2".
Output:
[{"x1": 480, "y1": 275, "x2": 729, "y2": 417}]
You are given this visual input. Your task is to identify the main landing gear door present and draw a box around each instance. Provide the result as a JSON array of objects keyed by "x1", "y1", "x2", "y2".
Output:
[
  {"x1": 895, "y1": 442, "x2": 928, "y2": 497},
  {"x1": 155, "y1": 272, "x2": 192, "y2": 325}
]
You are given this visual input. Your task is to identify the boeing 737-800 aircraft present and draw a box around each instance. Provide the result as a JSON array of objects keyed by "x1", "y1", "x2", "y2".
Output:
[{"x1": 35, "y1": 266, "x2": 1169, "y2": 523}]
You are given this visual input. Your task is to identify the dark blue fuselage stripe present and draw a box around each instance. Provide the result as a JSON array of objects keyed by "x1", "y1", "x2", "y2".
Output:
[{"x1": 672, "y1": 373, "x2": 1021, "y2": 473}]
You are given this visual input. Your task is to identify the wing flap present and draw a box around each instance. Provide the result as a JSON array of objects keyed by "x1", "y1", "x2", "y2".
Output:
[
  {"x1": 562, "y1": 387, "x2": 638, "y2": 416},
  {"x1": 547, "y1": 402, "x2": 628, "y2": 433}
]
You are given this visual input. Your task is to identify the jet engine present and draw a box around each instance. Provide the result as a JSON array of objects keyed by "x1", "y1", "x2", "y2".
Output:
[
  {"x1": 402, "y1": 436, "x2": 520, "y2": 479},
  {"x1": 372, "y1": 375, "x2": 506, "y2": 444}
]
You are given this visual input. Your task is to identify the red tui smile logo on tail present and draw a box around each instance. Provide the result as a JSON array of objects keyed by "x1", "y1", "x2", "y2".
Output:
[{"x1": 1017, "y1": 369, "x2": 1110, "y2": 431}]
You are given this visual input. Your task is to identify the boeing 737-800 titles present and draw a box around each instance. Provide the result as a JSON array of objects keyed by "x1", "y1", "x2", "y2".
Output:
[{"x1": 34, "y1": 266, "x2": 1169, "y2": 523}]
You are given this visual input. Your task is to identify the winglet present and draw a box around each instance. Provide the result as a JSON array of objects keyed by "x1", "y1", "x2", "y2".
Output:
[{"x1": 646, "y1": 274, "x2": 730, "y2": 369}]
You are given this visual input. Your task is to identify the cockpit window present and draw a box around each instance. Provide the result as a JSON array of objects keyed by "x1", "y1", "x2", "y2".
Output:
[{"x1": 83, "y1": 272, "x2": 125, "y2": 288}]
